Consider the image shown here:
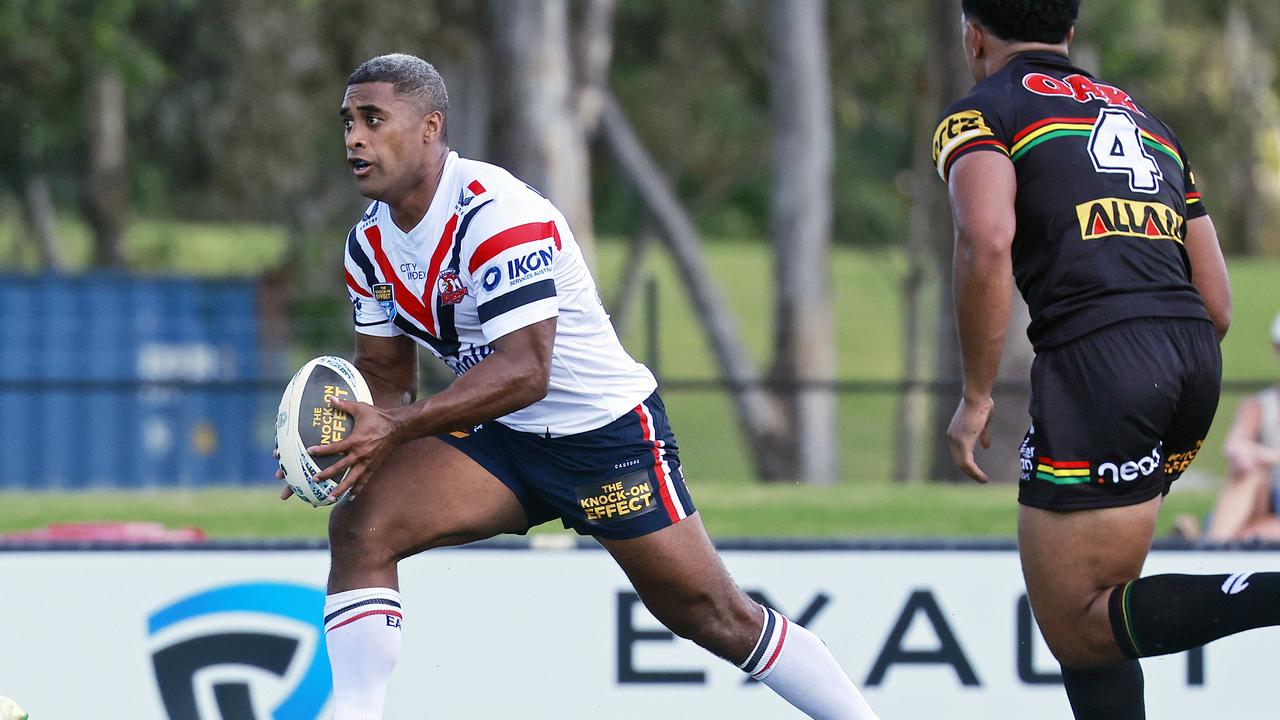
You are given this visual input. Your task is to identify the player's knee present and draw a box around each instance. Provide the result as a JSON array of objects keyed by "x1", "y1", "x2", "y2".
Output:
[
  {"x1": 1038, "y1": 597, "x2": 1124, "y2": 668},
  {"x1": 1045, "y1": 628, "x2": 1120, "y2": 668},
  {"x1": 647, "y1": 588, "x2": 756, "y2": 655}
]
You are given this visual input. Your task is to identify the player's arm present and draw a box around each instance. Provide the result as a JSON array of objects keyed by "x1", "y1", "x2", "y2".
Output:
[
  {"x1": 353, "y1": 332, "x2": 418, "y2": 408},
  {"x1": 313, "y1": 318, "x2": 555, "y2": 498},
  {"x1": 388, "y1": 318, "x2": 554, "y2": 438},
  {"x1": 1184, "y1": 215, "x2": 1231, "y2": 341},
  {"x1": 1224, "y1": 396, "x2": 1272, "y2": 476},
  {"x1": 946, "y1": 151, "x2": 1017, "y2": 482}
]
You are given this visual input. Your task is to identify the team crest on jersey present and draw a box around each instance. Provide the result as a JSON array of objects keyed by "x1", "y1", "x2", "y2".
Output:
[
  {"x1": 372, "y1": 283, "x2": 396, "y2": 321},
  {"x1": 438, "y1": 269, "x2": 468, "y2": 305}
]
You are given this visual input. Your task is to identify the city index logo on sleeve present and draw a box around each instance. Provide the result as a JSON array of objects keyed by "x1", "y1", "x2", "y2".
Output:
[
  {"x1": 1076, "y1": 198, "x2": 1186, "y2": 243},
  {"x1": 576, "y1": 471, "x2": 658, "y2": 524}
]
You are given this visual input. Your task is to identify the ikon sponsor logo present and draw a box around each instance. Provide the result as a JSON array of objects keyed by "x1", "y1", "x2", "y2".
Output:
[
  {"x1": 507, "y1": 246, "x2": 554, "y2": 284},
  {"x1": 482, "y1": 266, "x2": 502, "y2": 292},
  {"x1": 1023, "y1": 73, "x2": 1145, "y2": 116}
]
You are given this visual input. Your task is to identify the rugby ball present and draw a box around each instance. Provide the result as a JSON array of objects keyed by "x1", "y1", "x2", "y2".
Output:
[{"x1": 276, "y1": 356, "x2": 373, "y2": 507}]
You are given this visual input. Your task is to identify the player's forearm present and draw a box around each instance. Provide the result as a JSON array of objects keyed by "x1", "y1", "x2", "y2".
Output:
[
  {"x1": 953, "y1": 233, "x2": 1012, "y2": 402},
  {"x1": 361, "y1": 371, "x2": 415, "y2": 409},
  {"x1": 388, "y1": 352, "x2": 548, "y2": 440}
]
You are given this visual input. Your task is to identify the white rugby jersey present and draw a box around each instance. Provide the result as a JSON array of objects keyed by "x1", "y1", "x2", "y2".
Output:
[{"x1": 343, "y1": 151, "x2": 657, "y2": 436}]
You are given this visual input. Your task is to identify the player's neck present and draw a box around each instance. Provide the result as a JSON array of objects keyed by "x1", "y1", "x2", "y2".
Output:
[
  {"x1": 981, "y1": 42, "x2": 1070, "y2": 78},
  {"x1": 387, "y1": 145, "x2": 451, "y2": 233}
]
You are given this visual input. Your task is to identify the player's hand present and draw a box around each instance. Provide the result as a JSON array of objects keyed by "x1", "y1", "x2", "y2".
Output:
[
  {"x1": 309, "y1": 395, "x2": 405, "y2": 500},
  {"x1": 274, "y1": 443, "x2": 294, "y2": 501},
  {"x1": 948, "y1": 395, "x2": 994, "y2": 483}
]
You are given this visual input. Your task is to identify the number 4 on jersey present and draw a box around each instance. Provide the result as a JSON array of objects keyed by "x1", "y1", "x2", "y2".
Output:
[{"x1": 1088, "y1": 108, "x2": 1163, "y2": 193}]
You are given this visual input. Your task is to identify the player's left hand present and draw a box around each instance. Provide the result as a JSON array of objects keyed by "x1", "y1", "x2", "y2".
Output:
[
  {"x1": 309, "y1": 395, "x2": 406, "y2": 500},
  {"x1": 948, "y1": 395, "x2": 994, "y2": 483}
]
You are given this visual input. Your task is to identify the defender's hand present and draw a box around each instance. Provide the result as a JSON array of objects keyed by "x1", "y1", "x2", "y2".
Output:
[
  {"x1": 948, "y1": 395, "x2": 994, "y2": 483},
  {"x1": 309, "y1": 395, "x2": 405, "y2": 500}
]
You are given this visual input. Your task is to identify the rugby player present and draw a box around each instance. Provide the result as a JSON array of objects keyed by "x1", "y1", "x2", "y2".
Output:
[
  {"x1": 931, "y1": 1, "x2": 1280, "y2": 717},
  {"x1": 281, "y1": 54, "x2": 879, "y2": 719}
]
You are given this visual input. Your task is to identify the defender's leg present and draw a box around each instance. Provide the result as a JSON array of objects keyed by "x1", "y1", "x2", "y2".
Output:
[{"x1": 1019, "y1": 497, "x2": 1161, "y2": 720}]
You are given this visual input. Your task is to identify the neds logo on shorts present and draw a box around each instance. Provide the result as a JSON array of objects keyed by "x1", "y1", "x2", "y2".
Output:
[
  {"x1": 1098, "y1": 443, "x2": 1163, "y2": 484},
  {"x1": 148, "y1": 582, "x2": 331, "y2": 719}
]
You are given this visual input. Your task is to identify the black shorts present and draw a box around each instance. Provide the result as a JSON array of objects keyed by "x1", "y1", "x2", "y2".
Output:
[
  {"x1": 440, "y1": 390, "x2": 696, "y2": 540},
  {"x1": 1017, "y1": 317, "x2": 1222, "y2": 511}
]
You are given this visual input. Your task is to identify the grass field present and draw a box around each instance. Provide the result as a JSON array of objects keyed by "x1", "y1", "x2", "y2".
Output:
[
  {"x1": 0, "y1": 485, "x2": 1223, "y2": 540},
  {"x1": 0, "y1": 219, "x2": 1276, "y2": 539}
]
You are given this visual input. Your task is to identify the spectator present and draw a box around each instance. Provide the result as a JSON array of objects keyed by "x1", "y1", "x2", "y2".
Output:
[{"x1": 1200, "y1": 311, "x2": 1280, "y2": 540}]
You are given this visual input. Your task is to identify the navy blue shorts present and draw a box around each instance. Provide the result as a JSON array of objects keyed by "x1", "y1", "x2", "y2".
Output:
[
  {"x1": 1017, "y1": 317, "x2": 1222, "y2": 511},
  {"x1": 440, "y1": 391, "x2": 696, "y2": 540}
]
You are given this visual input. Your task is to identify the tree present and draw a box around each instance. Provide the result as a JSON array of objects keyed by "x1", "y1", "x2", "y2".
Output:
[
  {"x1": 764, "y1": 0, "x2": 839, "y2": 484},
  {"x1": 488, "y1": 0, "x2": 614, "y2": 265},
  {"x1": 600, "y1": 1, "x2": 843, "y2": 484}
]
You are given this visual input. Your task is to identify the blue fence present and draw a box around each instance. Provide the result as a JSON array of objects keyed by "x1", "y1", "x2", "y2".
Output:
[{"x1": 0, "y1": 274, "x2": 278, "y2": 489}]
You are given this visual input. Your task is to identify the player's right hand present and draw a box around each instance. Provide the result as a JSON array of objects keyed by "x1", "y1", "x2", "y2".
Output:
[{"x1": 948, "y1": 395, "x2": 994, "y2": 483}]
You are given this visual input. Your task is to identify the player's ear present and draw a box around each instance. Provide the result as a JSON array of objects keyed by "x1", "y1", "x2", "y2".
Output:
[
  {"x1": 1066, "y1": 26, "x2": 1076, "y2": 45},
  {"x1": 963, "y1": 19, "x2": 983, "y2": 60},
  {"x1": 422, "y1": 110, "x2": 444, "y2": 144}
]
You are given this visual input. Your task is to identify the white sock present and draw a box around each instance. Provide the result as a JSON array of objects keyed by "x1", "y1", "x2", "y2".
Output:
[
  {"x1": 740, "y1": 606, "x2": 880, "y2": 720},
  {"x1": 324, "y1": 587, "x2": 403, "y2": 720}
]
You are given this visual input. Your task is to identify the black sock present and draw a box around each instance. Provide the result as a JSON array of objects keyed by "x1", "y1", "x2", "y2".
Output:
[
  {"x1": 1061, "y1": 661, "x2": 1145, "y2": 720},
  {"x1": 1108, "y1": 572, "x2": 1280, "y2": 658}
]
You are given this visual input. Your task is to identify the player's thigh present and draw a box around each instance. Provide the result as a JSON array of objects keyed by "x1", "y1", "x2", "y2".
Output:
[
  {"x1": 1018, "y1": 495, "x2": 1161, "y2": 663},
  {"x1": 329, "y1": 436, "x2": 528, "y2": 561},
  {"x1": 598, "y1": 513, "x2": 758, "y2": 656}
]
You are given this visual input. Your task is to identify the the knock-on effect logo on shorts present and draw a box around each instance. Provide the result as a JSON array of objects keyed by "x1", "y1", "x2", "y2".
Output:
[{"x1": 148, "y1": 582, "x2": 331, "y2": 720}]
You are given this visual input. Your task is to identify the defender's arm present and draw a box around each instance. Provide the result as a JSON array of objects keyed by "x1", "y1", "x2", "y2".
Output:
[
  {"x1": 946, "y1": 151, "x2": 1018, "y2": 482},
  {"x1": 1184, "y1": 215, "x2": 1231, "y2": 341}
]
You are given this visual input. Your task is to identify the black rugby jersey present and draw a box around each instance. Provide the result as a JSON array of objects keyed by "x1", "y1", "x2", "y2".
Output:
[{"x1": 932, "y1": 51, "x2": 1210, "y2": 349}]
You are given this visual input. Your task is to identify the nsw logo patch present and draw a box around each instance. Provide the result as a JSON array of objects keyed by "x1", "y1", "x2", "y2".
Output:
[{"x1": 372, "y1": 283, "x2": 395, "y2": 321}]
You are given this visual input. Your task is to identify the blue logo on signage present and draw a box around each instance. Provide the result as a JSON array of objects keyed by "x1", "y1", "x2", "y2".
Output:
[{"x1": 148, "y1": 582, "x2": 331, "y2": 719}]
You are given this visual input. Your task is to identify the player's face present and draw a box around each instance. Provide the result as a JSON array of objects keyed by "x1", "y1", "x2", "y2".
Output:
[{"x1": 340, "y1": 82, "x2": 432, "y2": 201}]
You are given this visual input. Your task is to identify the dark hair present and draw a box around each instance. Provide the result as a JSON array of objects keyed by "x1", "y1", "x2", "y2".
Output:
[
  {"x1": 961, "y1": 0, "x2": 1079, "y2": 44},
  {"x1": 346, "y1": 53, "x2": 449, "y2": 117}
]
